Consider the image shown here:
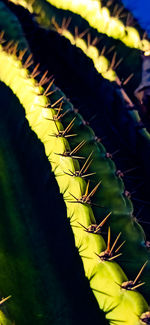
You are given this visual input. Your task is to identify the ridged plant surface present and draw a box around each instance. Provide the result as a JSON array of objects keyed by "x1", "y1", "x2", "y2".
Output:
[{"x1": 0, "y1": 1, "x2": 150, "y2": 325}]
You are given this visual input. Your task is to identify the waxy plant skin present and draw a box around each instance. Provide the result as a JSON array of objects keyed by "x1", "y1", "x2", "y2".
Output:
[{"x1": 0, "y1": 0, "x2": 150, "y2": 324}]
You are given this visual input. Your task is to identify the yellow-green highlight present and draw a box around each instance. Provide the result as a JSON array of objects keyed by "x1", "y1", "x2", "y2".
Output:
[
  {"x1": 17, "y1": 0, "x2": 150, "y2": 51},
  {"x1": 0, "y1": 44, "x2": 148, "y2": 324},
  {"x1": 55, "y1": 25, "x2": 116, "y2": 81}
]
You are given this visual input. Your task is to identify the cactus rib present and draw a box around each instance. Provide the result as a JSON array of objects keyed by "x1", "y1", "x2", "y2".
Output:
[{"x1": 0, "y1": 38, "x2": 149, "y2": 324}]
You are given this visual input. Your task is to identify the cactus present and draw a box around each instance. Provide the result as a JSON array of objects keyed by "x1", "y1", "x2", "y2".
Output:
[
  {"x1": 0, "y1": 35, "x2": 149, "y2": 323},
  {"x1": 9, "y1": 0, "x2": 150, "y2": 50},
  {"x1": 0, "y1": 1, "x2": 150, "y2": 324},
  {"x1": 12, "y1": 4, "x2": 150, "y2": 220},
  {"x1": 20, "y1": 0, "x2": 150, "y2": 184},
  {"x1": 0, "y1": 77, "x2": 110, "y2": 325}
]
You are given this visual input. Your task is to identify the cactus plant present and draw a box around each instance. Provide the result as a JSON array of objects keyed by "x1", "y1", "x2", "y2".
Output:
[
  {"x1": 0, "y1": 1, "x2": 150, "y2": 324},
  {"x1": 19, "y1": 0, "x2": 150, "y2": 186},
  {"x1": 0, "y1": 36, "x2": 149, "y2": 325},
  {"x1": 11, "y1": 3, "x2": 150, "y2": 222}
]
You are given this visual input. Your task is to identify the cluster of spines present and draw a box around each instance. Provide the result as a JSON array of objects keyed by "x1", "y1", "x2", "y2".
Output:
[
  {"x1": 7, "y1": 0, "x2": 146, "y2": 102},
  {"x1": 0, "y1": 33, "x2": 150, "y2": 323},
  {"x1": 11, "y1": 0, "x2": 150, "y2": 51},
  {"x1": 49, "y1": 18, "x2": 150, "y2": 173},
  {"x1": 10, "y1": 0, "x2": 148, "y2": 147},
  {"x1": 51, "y1": 17, "x2": 142, "y2": 95},
  {"x1": 6, "y1": 0, "x2": 150, "y2": 294},
  {"x1": 51, "y1": 17, "x2": 117, "y2": 82}
]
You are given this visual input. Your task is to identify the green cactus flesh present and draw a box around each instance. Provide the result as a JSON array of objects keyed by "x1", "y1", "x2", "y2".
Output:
[
  {"x1": 8, "y1": 0, "x2": 144, "y2": 98},
  {"x1": 49, "y1": 24, "x2": 150, "y2": 145},
  {"x1": 14, "y1": 10, "x2": 150, "y2": 271},
  {"x1": 27, "y1": 16, "x2": 150, "y2": 185},
  {"x1": 9, "y1": 0, "x2": 150, "y2": 149},
  {"x1": 0, "y1": 39, "x2": 149, "y2": 324},
  {"x1": 0, "y1": 79, "x2": 112, "y2": 325},
  {"x1": 9, "y1": 0, "x2": 150, "y2": 51},
  {"x1": 2, "y1": 1, "x2": 150, "y2": 294},
  {"x1": 44, "y1": 0, "x2": 150, "y2": 51}
]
